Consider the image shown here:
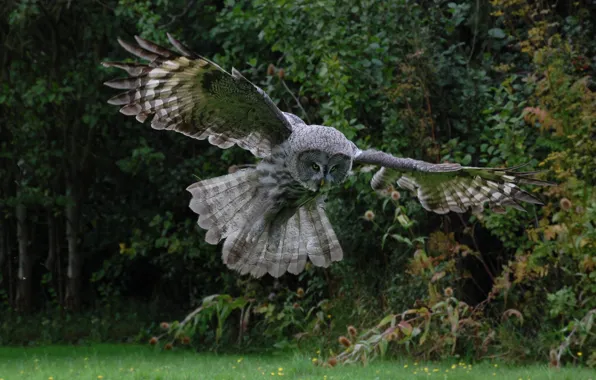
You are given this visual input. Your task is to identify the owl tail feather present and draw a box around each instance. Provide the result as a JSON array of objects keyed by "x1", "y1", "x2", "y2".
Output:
[
  {"x1": 222, "y1": 203, "x2": 343, "y2": 278},
  {"x1": 187, "y1": 169, "x2": 263, "y2": 244}
]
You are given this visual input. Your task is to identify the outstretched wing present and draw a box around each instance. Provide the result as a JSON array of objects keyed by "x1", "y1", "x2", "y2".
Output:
[
  {"x1": 355, "y1": 149, "x2": 554, "y2": 214},
  {"x1": 102, "y1": 34, "x2": 293, "y2": 157}
]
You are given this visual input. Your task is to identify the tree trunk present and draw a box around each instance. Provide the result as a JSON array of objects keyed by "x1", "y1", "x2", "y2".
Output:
[
  {"x1": 15, "y1": 202, "x2": 32, "y2": 312},
  {"x1": 7, "y1": 226, "x2": 14, "y2": 307},
  {"x1": 45, "y1": 212, "x2": 62, "y2": 304},
  {"x1": 0, "y1": 216, "x2": 6, "y2": 269},
  {"x1": 64, "y1": 181, "x2": 82, "y2": 311},
  {"x1": 45, "y1": 212, "x2": 56, "y2": 270},
  {"x1": 0, "y1": 217, "x2": 6, "y2": 301}
]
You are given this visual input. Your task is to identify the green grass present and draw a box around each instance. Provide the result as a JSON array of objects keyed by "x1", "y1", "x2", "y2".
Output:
[{"x1": 0, "y1": 344, "x2": 593, "y2": 380}]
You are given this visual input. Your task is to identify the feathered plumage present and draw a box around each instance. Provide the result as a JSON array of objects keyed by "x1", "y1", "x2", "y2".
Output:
[
  {"x1": 103, "y1": 34, "x2": 292, "y2": 158},
  {"x1": 364, "y1": 154, "x2": 553, "y2": 214},
  {"x1": 103, "y1": 34, "x2": 554, "y2": 279}
]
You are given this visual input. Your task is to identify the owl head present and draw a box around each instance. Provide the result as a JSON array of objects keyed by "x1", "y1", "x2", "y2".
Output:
[
  {"x1": 287, "y1": 125, "x2": 356, "y2": 192},
  {"x1": 293, "y1": 150, "x2": 352, "y2": 191}
]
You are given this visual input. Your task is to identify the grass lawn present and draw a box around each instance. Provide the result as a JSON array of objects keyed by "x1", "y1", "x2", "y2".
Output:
[{"x1": 0, "y1": 344, "x2": 593, "y2": 380}]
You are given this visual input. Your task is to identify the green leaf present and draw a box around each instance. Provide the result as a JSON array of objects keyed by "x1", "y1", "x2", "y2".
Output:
[
  {"x1": 488, "y1": 28, "x2": 506, "y2": 39},
  {"x1": 377, "y1": 314, "x2": 396, "y2": 328}
]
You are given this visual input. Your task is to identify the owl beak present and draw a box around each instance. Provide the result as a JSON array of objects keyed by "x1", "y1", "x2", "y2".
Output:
[{"x1": 320, "y1": 179, "x2": 325, "y2": 188}]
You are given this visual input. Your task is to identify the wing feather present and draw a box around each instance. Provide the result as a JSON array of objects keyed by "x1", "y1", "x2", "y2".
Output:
[
  {"x1": 355, "y1": 148, "x2": 554, "y2": 214},
  {"x1": 103, "y1": 34, "x2": 293, "y2": 157}
]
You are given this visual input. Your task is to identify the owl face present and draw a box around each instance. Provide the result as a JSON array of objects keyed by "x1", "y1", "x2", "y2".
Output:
[{"x1": 294, "y1": 150, "x2": 352, "y2": 191}]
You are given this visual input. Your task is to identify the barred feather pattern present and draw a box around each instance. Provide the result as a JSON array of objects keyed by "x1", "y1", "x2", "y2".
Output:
[
  {"x1": 223, "y1": 200, "x2": 342, "y2": 278},
  {"x1": 103, "y1": 34, "x2": 292, "y2": 158},
  {"x1": 187, "y1": 147, "x2": 343, "y2": 278},
  {"x1": 371, "y1": 165, "x2": 552, "y2": 214},
  {"x1": 187, "y1": 169, "x2": 262, "y2": 244}
]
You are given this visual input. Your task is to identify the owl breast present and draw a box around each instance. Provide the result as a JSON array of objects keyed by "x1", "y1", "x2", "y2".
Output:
[{"x1": 256, "y1": 143, "x2": 320, "y2": 210}]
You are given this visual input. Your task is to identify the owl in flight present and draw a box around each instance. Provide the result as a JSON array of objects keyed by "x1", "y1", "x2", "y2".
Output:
[{"x1": 103, "y1": 34, "x2": 551, "y2": 278}]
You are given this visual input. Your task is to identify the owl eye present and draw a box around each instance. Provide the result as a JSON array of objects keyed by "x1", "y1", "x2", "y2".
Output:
[
  {"x1": 311, "y1": 163, "x2": 320, "y2": 171},
  {"x1": 329, "y1": 165, "x2": 337, "y2": 173}
]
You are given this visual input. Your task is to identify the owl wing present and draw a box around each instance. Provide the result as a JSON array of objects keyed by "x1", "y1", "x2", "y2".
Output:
[
  {"x1": 102, "y1": 34, "x2": 292, "y2": 158},
  {"x1": 354, "y1": 149, "x2": 554, "y2": 214}
]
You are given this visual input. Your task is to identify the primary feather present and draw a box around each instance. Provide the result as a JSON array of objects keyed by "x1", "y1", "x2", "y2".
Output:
[
  {"x1": 369, "y1": 163, "x2": 553, "y2": 214},
  {"x1": 103, "y1": 34, "x2": 292, "y2": 158}
]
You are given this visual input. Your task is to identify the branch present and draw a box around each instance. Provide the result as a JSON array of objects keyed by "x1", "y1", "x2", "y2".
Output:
[
  {"x1": 466, "y1": 0, "x2": 480, "y2": 66},
  {"x1": 280, "y1": 78, "x2": 311, "y2": 124},
  {"x1": 159, "y1": 0, "x2": 197, "y2": 29}
]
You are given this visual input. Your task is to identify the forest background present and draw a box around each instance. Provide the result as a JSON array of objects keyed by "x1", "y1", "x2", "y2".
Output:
[{"x1": 1, "y1": 0, "x2": 595, "y2": 368}]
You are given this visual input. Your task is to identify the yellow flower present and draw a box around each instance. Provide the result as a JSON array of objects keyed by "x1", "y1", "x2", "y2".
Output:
[
  {"x1": 493, "y1": 373, "x2": 496, "y2": 376},
  {"x1": 404, "y1": 364, "x2": 408, "y2": 368},
  {"x1": 278, "y1": 368, "x2": 283, "y2": 371},
  {"x1": 278, "y1": 373, "x2": 284, "y2": 376},
  {"x1": 316, "y1": 349, "x2": 320, "y2": 354},
  {"x1": 98, "y1": 376, "x2": 104, "y2": 379},
  {"x1": 451, "y1": 364, "x2": 457, "y2": 369},
  {"x1": 414, "y1": 362, "x2": 418, "y2": 366},
  {"x1": 433, "y1": 368, "x2": 439, "y2": 372},
  {"x1": 271, "y1": 372, "x2": 275, "y2": 376},
  {"x1": 237, "y1": 357, "x2": 243, "y2": 363},
  {"x1": 327, "y1": 314, "x2": 332, "y2": 319},
  {"x1": 577, "y1": 352, "x2": 583, "y2": 357},
  {"x1": 424, "y1": 367, "x2": 429, "y2": 372},
  {"x1": 48, "y1": 378, "x2": 53, "y2": 380},
  {"x1": 494, "y1": 364, "x2": 498, "y2": 367},
  {"x1": 312, "y1": 358, "x2": 318, "y2": 363}
]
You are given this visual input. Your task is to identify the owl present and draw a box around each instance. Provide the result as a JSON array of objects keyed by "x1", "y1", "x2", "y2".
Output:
[{"x1": 103, "y1": 34, "x2": 552, "y2": 278}]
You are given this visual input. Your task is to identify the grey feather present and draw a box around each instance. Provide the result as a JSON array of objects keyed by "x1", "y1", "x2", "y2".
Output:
[
  {"x1": 363, "y1": 154, "x2": 552, "y2": 214},
  {"x1": 103, "y1": 35, "x2": 293, "y2": 158}
]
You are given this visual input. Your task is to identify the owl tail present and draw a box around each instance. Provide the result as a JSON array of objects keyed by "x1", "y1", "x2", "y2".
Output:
[
  {"x1": 187, "y1": 168, "x2": 263, "y2": 244},
  {"x1": 222, "y1": 203, "x2": 343, "y2": 278}
]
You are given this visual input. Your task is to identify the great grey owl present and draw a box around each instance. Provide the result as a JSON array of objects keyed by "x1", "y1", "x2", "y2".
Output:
[{"x1": 102, "y1": 34, "x2": 552, "y2": 278}]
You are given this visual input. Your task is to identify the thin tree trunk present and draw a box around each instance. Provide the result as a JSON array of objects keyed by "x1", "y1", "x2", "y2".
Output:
[
  {"x1": 57, "y1": 217, "x2": 64, "y2": 307},
  {"x1": 7, "y1": 226, "x2": 14, "y2": 307},
  {"x1": 15, "y1": 202, "x2": 32, "y2": 312},
  {"x1": 0, "y1": 217, "x2": 6, "y2": 269},
  {"x1": 64, "y1": 180, "x2": 82, "y2": 311},
  {"x1": 45, "y1": 212, "x2": 56, "y2": 270},
  {"x1": 0, "y1": 217, "x2": 6, "y2": 303},
  {"x1": 45, "y1": 212, "x2": 61, "y2": 304}
]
